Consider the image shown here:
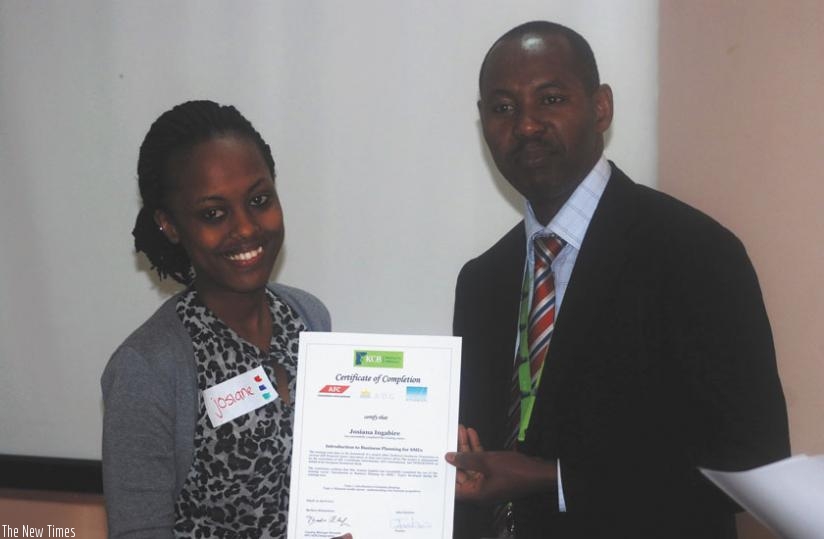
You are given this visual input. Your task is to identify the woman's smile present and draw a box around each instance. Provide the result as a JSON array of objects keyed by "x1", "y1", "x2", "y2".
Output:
[{"x1": 225, "y1": 245, "x2": 264, "y2": 263}]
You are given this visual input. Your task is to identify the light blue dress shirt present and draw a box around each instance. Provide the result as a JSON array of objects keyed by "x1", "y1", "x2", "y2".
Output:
[{"x1": 519, "y1": 154, "x2": 611, "y2": 511}]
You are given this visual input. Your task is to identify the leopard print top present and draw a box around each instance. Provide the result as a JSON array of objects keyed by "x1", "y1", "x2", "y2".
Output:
[{"x1": 173, "y1": 287, "x2": 304, "y2": 538}]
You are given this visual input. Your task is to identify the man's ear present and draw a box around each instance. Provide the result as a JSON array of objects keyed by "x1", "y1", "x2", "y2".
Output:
[
  {"x1": 154, "y1": 209, "x2": 180, "y2": 244},
  {"x1": 593, "y1": 84, "x2": 614, "y2": 134}
]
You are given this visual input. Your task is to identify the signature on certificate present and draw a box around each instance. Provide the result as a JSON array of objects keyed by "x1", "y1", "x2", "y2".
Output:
[
  {"x1": 391, "y1": 515, "x2": 432, "y2": 530},
  {"x1": 306, "y1": 514, "x2": 351, "y2": 528}
]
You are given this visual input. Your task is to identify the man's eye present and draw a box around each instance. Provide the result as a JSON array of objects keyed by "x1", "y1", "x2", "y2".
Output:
[
  {"x1": 492, "y1": 103, "x2": 514, "y2": 113},
  {"x1": 201, "y1": 208, "x2": 226, "y2": 221},
  {"x1": 542, "y1": 95, "x2": 565, "y2": 105},
  {"x1": 250, "y1": 194, "x2": 271, "y2": 208}
]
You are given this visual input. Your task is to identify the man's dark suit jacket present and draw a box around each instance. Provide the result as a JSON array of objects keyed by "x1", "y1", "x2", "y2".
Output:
[{"x1": 453, "y1": 165, "x2": 790, "y2": 538}]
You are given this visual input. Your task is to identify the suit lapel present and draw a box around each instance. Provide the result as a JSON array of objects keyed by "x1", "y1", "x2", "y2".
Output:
[
  {"x1": 539, "y1": 165, "x2": 640, "y2": 399},
  {"x1": 494, "y1": 223, "x2": 527, "y2": 346}
]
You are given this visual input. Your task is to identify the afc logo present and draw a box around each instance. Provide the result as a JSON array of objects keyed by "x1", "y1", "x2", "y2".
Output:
[{"x1": 319, "y1": 384, "x2": 350, "y2": 395}]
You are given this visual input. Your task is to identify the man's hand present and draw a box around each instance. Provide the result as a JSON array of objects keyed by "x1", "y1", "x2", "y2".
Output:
[
  {"x1": 453, "y1": 424, "x2": 485, "y2": 489},
  {"x1": 445, "y1": 425, "x2": 556, "y2": 505}
]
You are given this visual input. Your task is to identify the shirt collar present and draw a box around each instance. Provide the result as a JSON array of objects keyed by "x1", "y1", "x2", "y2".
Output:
[{"x1": 524, "y1": 154, "x2": 611, "y2": 250}]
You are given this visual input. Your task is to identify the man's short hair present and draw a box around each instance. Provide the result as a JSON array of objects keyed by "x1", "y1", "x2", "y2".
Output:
[{"x1": 479, "y1": 20, "x2": 601, "y2": 94}]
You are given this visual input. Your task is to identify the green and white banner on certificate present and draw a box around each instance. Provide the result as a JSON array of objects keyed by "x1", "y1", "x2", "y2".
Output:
[{"x1": 287, "y1": 332, "x2": 462, "y2": 538}]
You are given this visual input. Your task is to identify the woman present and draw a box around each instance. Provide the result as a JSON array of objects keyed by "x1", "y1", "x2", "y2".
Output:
[{"x1": 102, "y1": 100, "x2": 345, "y2": 538}]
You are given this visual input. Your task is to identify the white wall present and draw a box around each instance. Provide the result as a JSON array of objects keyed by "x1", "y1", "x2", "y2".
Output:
[{"x1": 0, "y1": 0, "x2": 658, "y2": 459}]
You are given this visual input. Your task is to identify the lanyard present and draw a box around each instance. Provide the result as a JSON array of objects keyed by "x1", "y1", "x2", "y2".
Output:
[{"x1": 514, "y1": 264, "x2": 546, "y2": 443}]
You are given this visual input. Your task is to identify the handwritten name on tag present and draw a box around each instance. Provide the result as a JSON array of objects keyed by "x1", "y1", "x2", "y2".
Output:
[{"x1": 202, "y1": 366, "x2": 277, "y2": 428}]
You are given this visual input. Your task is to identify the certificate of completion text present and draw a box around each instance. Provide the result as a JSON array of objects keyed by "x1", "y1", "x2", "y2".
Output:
[{"x1": 287, "y1": 332, "x2": 461, "y2": 538}]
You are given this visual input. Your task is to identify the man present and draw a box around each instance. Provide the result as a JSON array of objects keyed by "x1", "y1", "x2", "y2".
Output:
[{"x1": 446, "y1": 21, "x2": 789, "y2": 538}]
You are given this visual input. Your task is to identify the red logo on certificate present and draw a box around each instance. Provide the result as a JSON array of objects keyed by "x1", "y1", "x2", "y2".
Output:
[{"x1": 319, "y1": 385, "x2": 350, "y2": 395}]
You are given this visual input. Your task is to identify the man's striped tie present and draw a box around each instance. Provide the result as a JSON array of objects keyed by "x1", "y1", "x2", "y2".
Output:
[
  {"x1": 497, "y1": 234, "x2": 565, "y2": 537},
  {"x1": 504, "y1": 234, "x2": 566, "y2": 450}
]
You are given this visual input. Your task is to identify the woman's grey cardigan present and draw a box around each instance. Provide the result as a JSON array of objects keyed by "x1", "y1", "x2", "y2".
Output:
[{"x1": 101, "y1": 284, "x2": 330, "y2": 538}]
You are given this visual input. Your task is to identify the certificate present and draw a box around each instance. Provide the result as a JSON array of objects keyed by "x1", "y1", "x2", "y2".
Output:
[{"x1": 287, "y1": 332, "x2": 462, "y2": 538}]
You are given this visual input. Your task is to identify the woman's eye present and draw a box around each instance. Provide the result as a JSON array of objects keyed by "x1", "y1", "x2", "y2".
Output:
[
  {"x1": 250, "y1": 194, "x2": 271, "y2": 208},
  {"x1": 201, "y1": 208, "x2": 226, "y2": 221}
]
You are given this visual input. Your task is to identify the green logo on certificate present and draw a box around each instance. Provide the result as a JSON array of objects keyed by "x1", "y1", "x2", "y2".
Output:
[{"x1": 354, "y1": 350, "x2": 404, "y2": 368}]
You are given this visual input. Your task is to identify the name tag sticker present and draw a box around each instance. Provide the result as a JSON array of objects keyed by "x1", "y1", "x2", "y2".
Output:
[{"x1": 202, "y1": 366, "x2": 277, "y2": 428}]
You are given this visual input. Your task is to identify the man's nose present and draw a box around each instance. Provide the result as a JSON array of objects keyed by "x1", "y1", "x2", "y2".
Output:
[{"x1": 514, "y1": 109, "x2": 546, "y2": 138}]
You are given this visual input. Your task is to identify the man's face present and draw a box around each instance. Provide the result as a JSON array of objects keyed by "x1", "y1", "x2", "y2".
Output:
[{"x1": 479, "y1": 34, "x2": 612, "y2": 221}]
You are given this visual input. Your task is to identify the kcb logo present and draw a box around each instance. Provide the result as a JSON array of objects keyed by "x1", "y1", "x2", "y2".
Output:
[{"x1": 354, "y1": 350, "x2": 404, "y2": 368}]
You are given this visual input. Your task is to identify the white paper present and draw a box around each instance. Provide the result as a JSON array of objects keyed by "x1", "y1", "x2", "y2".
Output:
[
  {"x1": 287, "y1": 332, "x2": 462, "y2": 539},
  {"x1": 701, "y1": 454, "x2": 824, "y2": 539}
]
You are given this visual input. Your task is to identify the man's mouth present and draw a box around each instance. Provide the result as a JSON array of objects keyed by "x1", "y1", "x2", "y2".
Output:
[{"x1": 513, "y1": 141, "x2": 557, "y2": 166}]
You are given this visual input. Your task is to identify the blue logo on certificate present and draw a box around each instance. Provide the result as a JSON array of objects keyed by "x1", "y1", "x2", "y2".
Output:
[{"x1": 406, "y1": 386, "x2": 428, "y2": 401}]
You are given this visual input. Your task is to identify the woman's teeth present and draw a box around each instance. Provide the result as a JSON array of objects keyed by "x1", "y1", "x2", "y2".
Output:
[{"x1": 227, "y1": 246, "x2": 263, "y2": 261}]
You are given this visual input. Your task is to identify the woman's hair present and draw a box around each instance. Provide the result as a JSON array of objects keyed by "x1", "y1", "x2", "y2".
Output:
[{"x1": 132, "y1": 100, "x2": 275, "y2": 284}]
